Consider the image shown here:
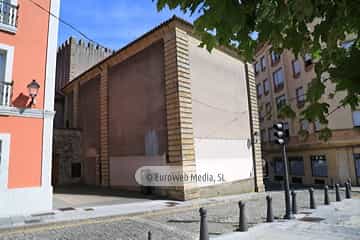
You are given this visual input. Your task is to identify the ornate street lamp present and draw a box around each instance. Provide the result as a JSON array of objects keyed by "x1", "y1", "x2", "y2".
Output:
[{"x1": 27, "y1": 79, "x2": 40, "y2": 107}]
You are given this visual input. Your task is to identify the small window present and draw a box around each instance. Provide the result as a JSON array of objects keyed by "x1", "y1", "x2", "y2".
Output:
[
  {"x1": 283, "y1": 122, "x2": 290, "y2": 135},
  {"x1": 263, "y1": 79, "x2": 270, "y2": 94},
  {"x1": 271, "y1": 51, "x2": 281, "y2": 65},
  {"x1": 292, "y1": 177, "x2": 303, "y2": 184},
  {"x1": 259, "y1": 110, "x2": 264, "y2": 122},
  {"x1": 273, "y1": 157, "x2": 284, "y2": 176},
  {"x1": 304, "y1": 53, "x2": 313, "y2": 69},
  {"x1": 292, "y1": 59, "x2": 301, "y2": 77},
  {"x1": 0, "y1": 44, "x2": 14, "y2": 107},
  {"x1": 276, "y1": 95, "x2": 286, "y2": 110},
  {"x1": 352, "y1": 111, "x2": 360, "y2": 127},
  {"x1": 254, "y1": 61, "x2": 261, "y2": 75},
  {"x1": 300, "y1": 119, "x2": 309, "y2": 131},
  {"x1": 311, "y1": 155, "x2": 328, "y2": 177},
  {"x1": 265, "y1": 102, "x2": 271, "y2": 114},
  {"x1": 256, "y1": 83, "x2": 263, "y2": 98},
  {"x1": 296, "y1": 87, "x2": 305, "y2": 107},
  {"x1": 314, "y1": 120, "x2": 321, "y2": 132},
  {"x1": 273, "y1": 68, "x2": 285, "y2": 92},
  {"x1": 71, "y1": 163, "x2": 81, "y2": 178},
  {"x1": 314, "y1": 179, "x2": 325, "y2": 185},
  {"x1": 268, "y1": 127, "x2": 274, "y2": 142},
  {"x1": 260, "y1": 56, "x2": 266, "y2": 71},
  {"x1": 289, "y1": 156, "x2": 304, "y2": 176},
  {"x1": 261, "y1": 129, "x2": 267, "y2": 142},
  {"x1": 0, "y1": 140, "x2": 2, "y2": 166},
  {"x1": 0, "y1": 134, "x2": 10, "y2": 189}
]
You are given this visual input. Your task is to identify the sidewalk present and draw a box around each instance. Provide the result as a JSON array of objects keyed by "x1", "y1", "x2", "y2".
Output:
[
  {"x1": 0, "y1": 190, "x2": 264, "y2": 231},
  {"x1": 216, "y1": 199, "x2": 360, "y2": 240}
]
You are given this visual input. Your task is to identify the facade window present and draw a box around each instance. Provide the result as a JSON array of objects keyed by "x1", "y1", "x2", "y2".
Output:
[
  {"x1": 261, "y1": 129, "x2": 267, "y2": 142},
  {"x1": 273, "y1": 157, "x2": 284, "y2": 176},
  {"x1": 256, "y1": 83, "x2": 263, "y2": 98},
  {"x1": 0, "y1": 140, "x2": 2, "y2": 166},
  {"x1": 268, "y1": 127, "x2": 274, "y2": 142},
  {"x1": 354, "y1": 154, "x2": 360, "y2": 177},
  {"x1": 71, "y1": 163, "x2": 81, "y2": 178},
  {"x1": 271, "y1": 51, "x2": 281, "y2": 65},
  {"x1": 276, "y1": 95, "x2": 286, "y2": 110},
  {"x1": 254, "y1": 61, "x2": 261, "y2": 75},
  {"x1": 284, "y1": 121, "x2": 289, "y2": 130},
  {"x1": 0, "y1": 134, "x2": 10, "y2": 189},
  {"x1": 292, "y1": 59, "x2": 301, "y2": 77},
  {"x1": 304, "y1": 53, "x2": 313, "y2": 69},
  {"x1": 0, "y1": 44, "x2": 14, "y2": 107},
  {"x1": 259, "y1": 110, "x2": 264, "y2": 122},
  {"x1": 263, "y1": 79, "x2": 270, "y2": 95},
  {"x1": 265, "y1": 102, "x2": 271, "y2": 114},
  {"x1": 352, "y1": 110, "x2": 360, "y2": 127},
  {"x1": 296, "y1": 87, "x2": 305, "y2": 107},
  {"x1": 300, "y1": 119, "x2": 309, "y2": 131},
  {"x1": 311, "y1": 155, "x2": 328, "y2": 177},
  {"x1": 0, "y1": 0, "x2": 18, "y2": 32},
  {"x1": 273, "y1": 68, "x2": 285, "y2": 92},
  {"x1": 260, "y1": 56, "x2": 266, "y2": 71},
  {"x1": 314, "y1": 119, "x2": 321, "y2": 131},
  {"x1": 289, "y1": 156, "x2": 304, "y2": 176}
]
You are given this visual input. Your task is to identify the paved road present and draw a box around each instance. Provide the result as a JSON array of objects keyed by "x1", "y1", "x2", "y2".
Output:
[{"x1": 0, "y1": 189, "x2": 358, "y2": 240}]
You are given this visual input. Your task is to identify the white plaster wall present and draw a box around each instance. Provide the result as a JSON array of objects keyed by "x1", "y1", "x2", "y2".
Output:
[
  {"x1": 189, "y1": 36, "x2": 253, "y2": 186},
  {"x1": 110, "y1": 156, "x2": 166, "y2": 187},
  {"x1": 194, "y1": 139, "x2": 253, "y2": 187}
]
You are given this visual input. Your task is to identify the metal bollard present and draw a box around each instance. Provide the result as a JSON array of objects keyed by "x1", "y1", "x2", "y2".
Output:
[
  {"x1": 345, "y1": 182, "x2": 352, "y2": 199},
  {"x1": 199, "y1": 208, "x2": 209, "y2": 240},
  {"x1": 147, "y1": 231, "x2": 152, "y2": 240},
  {"x1": 309, "y1": 188, "x2": 316, "y2": 209},
  {"x1": 324, "y1": 185, "x2": 330, "y2": 205},
  {"x1": 266, "y1": 196, "x2": 274, "y2": 223},
  {"x1": 291, "y1": 190, "x2": 297, "y2": 214},
  {"x1": 237, "y1": 201, "x2": 248, "y2": 232},
  {"x1": 348, "y1": 178, "x2": 352, "y2": 191},
  {"x1": 335, "y1": 184, "x2": 341, "y2": 202}
]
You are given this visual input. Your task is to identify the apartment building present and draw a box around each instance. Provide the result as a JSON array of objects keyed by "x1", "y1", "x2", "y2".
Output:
[
  {"x1": 0, "y1": 0, "x2": 60, "y2": 217},
  {"x1": 61, "y1": 16, "x2": 264, "y2": 200},
  {"x1": 255, "y1": 44, "x2": 360, "y2": 187}
]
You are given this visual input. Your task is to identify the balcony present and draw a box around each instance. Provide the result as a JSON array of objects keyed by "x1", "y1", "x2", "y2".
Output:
[
  {"x1": 0, "y1": 81, "x2": 12, "y2": 106},
  {"x1": 0, "y1": 1, "x2": 18, "y2": 33}
]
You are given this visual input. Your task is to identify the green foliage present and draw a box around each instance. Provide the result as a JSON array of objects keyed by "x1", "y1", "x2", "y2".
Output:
[
  {"x1": 155, "y1": 0, "x2": 360, "y2": 141},
  {"x1": 298, "y1": 129, "x2": 309, "y2": 142},
  {"x1": 318, "y1": 127, "x2": 332, "y2": 141},
  {"x1": 277, "y1": 104, "x2": 296, "y2": 119}
]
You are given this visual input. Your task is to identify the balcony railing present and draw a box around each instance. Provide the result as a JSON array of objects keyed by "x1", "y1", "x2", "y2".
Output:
[
  {"x1": 0, "y1": 1, "x2": 18, "y2": 29},
  {"x1": 0, "y1": 81, "x2": 12, "y2": 106}
]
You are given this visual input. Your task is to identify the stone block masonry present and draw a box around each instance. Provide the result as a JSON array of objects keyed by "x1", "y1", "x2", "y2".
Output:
[
  {"x1": 55, "y1": 37, "x2": 113, "y2": 92},
  {"x1": 53, "y1": 129, "x2": 81, "y2": 185}
]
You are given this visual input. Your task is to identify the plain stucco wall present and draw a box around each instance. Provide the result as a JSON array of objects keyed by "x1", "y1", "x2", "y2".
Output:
[
  {"x1": 108, "y1": 41, "x2": 167, "y2": 187},
  {"x1": 78, "y1": 76, "x2": 100, "y2": 185},
  {"x1": 189, "y1": 36, "x2": 253, "y2": 186}
]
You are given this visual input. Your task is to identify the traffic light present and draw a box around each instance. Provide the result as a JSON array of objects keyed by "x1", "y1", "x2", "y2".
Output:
[{"x1": 273, "y1": 122, "x2": 287, "y2": 145}]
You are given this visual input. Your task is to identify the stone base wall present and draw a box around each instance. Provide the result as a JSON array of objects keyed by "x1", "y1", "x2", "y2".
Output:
[
  {"x1": 199, "y1": 178, "x2": 255, "y2": 198},
  {"x1": 53, "y1": 129, "x2": 81, "y2": 185}
]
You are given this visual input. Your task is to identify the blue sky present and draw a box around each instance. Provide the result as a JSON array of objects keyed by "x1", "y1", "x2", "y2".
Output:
[{"x1": 58, "y1": 0, "x2": 199, "y2": 50}]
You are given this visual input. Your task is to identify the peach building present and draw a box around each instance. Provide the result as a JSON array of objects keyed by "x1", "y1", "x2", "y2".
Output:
[
  {"x1": 0, "y1": 0, "x2": 60, "y2": 216},
  {"x1": 255, "y1": 44, "x2": 360, "y2": 187}
]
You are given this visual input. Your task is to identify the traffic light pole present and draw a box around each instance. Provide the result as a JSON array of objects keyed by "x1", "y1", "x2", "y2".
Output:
[{"x1": 282, "y1": 143, "x2": 293, "y2": 219}]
